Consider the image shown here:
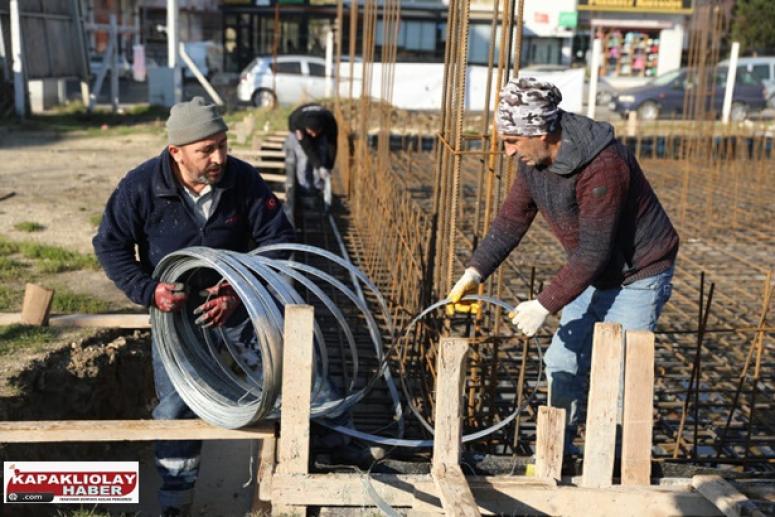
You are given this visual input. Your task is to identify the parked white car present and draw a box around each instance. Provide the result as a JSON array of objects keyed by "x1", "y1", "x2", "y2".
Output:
[{"x1": 237, "y1": 55, "x2": 331, "y2": 108}]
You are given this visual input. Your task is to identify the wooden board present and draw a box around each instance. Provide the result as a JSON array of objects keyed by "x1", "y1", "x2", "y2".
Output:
[
  {"x1": 621, "y1": 330, "x2": 655, "y2": 486},
  {"x1": 535, "y1": 406, "x2": 565, "y2": 482},
  {"x1": 431, "y1": 464, "x2": 481, "y2": 517},
  {"x1": 277, "y1": 305, "x2": 314, "y2": 475},
  {"x1": 691, "y1": 475, "x2": 765, "y2": 517},
  {"x1": 0, "y1": 419, "x2": 273, "y2": 443},
  {"x1": 21, "y1": 283, "x2": 54, "y2": 325},
  {"x1": 581, "y1": 323, "x2": 624, "y2": 488},
  {"x1": 0, "y1": 313, "x2": 150, "y2": 328},
  {"x1": 254, "y1": 160, "x2": 285, "y2": 170},
  {"x1": 432, "y1": 338, "x2": 468, "y2": 469},
  {"x1": 259, "y1": 173, "x2": 287, "y2": 183},
  {"x1": 270, "y1": 473, "x2": 719, "y2": 515}
]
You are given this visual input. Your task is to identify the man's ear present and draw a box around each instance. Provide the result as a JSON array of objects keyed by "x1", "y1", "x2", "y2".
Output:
[{"x1": 168, "y1": 145, "x2": 181, "y2": 161}]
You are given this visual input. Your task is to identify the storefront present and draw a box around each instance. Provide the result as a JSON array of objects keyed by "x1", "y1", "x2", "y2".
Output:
[{"x1": 577, "y1": 0, "x2": 692, "y2": 87}]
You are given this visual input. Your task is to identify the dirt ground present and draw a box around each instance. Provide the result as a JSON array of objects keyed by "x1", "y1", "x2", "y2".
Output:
[{"x1": 0, "y1": 127, "x2": 168, "y2": 310}]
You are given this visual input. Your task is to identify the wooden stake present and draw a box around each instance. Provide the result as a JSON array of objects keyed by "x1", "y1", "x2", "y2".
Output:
[
  {"x1": 20, "y1": 283, "x2": 54, "y2": 326},
  {"x1": 621, "y1": 330, "x2": 655, "y2": 486},
  {"x1": 582, "y1": 323, "x2": 624, "y2": 488},
  {"x1": 432, "y1": 337, "x2": 468, "y2": 469},
  {"x1": 274, "y1": 304, "x2": 314, "y2": 516},
  {"x1": 535, "y1": 406, "x2": 565, "y2": 482},
  {"x1": 431, "y1": 337, "x2": 480, "y2": 517}
]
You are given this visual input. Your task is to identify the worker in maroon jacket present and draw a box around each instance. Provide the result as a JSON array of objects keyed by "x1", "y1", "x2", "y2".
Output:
[{"x1": 447, "y1": 77, "x2": 679, "y2": 455}]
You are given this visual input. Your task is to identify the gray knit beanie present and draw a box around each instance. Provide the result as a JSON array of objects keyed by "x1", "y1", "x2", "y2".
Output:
[{"x1": 166, "y1": 96, "x2": 228, "y2": 145}]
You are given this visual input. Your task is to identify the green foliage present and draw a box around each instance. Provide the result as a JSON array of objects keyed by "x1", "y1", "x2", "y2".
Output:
[
  {"x1": 14, "y1": 221, "x2": 45, "y2": 232},
  {"x1": 732, "y1": 0, "x2": 775, "y2": 54},
  {"x1": 0, "y1": 236, "x2": 99, "y2": 273},
  {"x1": 0, "y1": 256, "x2": 29, "y2": 281},
  {"x1": 0, "y1": 324, "x2": 59, "y2": 355},
  {"x1": 0, "y1": 284, "x2": 20, "y2": 311},
  {"x1": 51, "y1": 291, "x2": 109, "y2": 314}
]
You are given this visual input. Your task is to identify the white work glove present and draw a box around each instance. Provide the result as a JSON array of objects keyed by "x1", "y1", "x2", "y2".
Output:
[
  {"x1": 445, "y1": 267, "x2": 482, "y2": 316},
  {"x1": 318, "y1": 168, "x2": 331, "y2": 180},
  {"x1": 509, "y1": 299, "x2": 550, "y2": 337}
]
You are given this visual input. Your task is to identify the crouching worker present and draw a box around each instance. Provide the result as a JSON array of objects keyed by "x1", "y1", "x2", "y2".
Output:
[
  {"x1": 283, "y1": 103, "x2": 338, "y2": 225},
  {"x1": 93, "y1": 97, "x2": 295, "y2": 516},
  {"x1": 447, "y1": 78, "x2": 679, "y2": 460}
]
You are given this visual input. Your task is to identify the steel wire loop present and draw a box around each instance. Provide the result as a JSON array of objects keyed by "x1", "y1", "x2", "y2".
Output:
[{"x1": 151, "y1": 245, "x2": 394, "y2": 429}]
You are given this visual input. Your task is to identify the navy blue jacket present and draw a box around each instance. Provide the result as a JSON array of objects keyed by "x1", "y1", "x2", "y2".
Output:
[{"x1": 93, "y1": 148, "x2": 295, "y2": 307}]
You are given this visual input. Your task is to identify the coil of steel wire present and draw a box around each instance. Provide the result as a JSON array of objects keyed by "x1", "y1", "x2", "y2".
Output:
[{"x1": 151, "y1": 244, "x2": 541, "y2": 446}]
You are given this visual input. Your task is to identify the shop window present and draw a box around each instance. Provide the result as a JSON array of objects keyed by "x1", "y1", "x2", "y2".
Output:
[{"x1": 598, "y1": 29, "x2": 660, "y2": 78}]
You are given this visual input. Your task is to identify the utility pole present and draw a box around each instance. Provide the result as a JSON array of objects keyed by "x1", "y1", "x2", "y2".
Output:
[
  {"x1": 10, "y1": 0, "x2": 27, "y2": 118},
  {"x1": 167, "y1": 0, "x2": 181, "y2": 104}
]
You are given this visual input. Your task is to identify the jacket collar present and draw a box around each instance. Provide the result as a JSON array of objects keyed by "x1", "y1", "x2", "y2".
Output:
[{"x1": 152, "y1": 147, "x2": 236, "y2": 198}]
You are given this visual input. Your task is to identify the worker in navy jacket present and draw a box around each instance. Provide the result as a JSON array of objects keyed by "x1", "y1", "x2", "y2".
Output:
[{"x1": 93, "y1": 97, "x2": 294, "y2": 515}]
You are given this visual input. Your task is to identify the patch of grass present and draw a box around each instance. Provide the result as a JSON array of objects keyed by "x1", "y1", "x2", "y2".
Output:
[
  {"x1": 89, "y1": 213, "x2": 103, "y2": 227},
  {"x1": 14, "y1": 221, "x2": 45, "y2": 232},
  {"x1": 0, "y1": 284, "x2": 21, "y2": 311},
  {"x1": 0, "y1": 236, "x2": 99, "y2": 273},
  {"x1": 0, "y1": 256, "x2": 29, "y2": 281},
  {"x1": 51, "y1": 291, "x2": 109, "y2": 314},
  {"x1": 0, "y1": 324, "x2": 60, "y2": 356},
  {"x1": 6, "y1": 102, "x2": 169, "y2": 137}
]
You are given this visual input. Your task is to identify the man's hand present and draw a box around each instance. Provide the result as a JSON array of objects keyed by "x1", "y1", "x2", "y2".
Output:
[
  {"x1": 153, "y1": 282, "x2": 187, "y2": 313},
  {"x1": 194, "y1": 281, "x2": 241, "y2": 328},
  {"x1": 445, "y1": 268, "x2": 482, "y2": 317},
  {"x1": 295, "y1": 129, "x2": 304, "y2": 141},
  {"x1": 509, "y1": 300, "x2": 549, "y2": 337},
  {"x1": 318, "y1": 168, "x2": 331, "y2": 180}
]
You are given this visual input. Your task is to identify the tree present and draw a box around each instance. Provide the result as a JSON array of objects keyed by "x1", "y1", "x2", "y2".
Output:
[{"x1": 731, "y1": 0, "x2": 775, "y2": 54}]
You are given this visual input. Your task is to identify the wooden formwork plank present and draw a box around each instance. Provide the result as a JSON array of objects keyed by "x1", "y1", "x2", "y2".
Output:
[
  {"x1": 20, "y1": 283, "x2": 54, "y2": 325},
  {"x1": 431, "y1": 464, "x2": 481, "y2": 517},
  {"x1": 259, "y1": 173, "x2": 287, "y2": 183},
  {"x1": 535, "y1": 406, "x2": 565, "y2": 482},
  {"x1": 270, "y1": 474, "x2": 719, "y2": 515},
  {"x1": 621, "y1": 330, "x2": 655, "y2": 486},
  {"x1": 432, "y1": 337, "x2": 468, "y2": 469},
  {"x1": 0, "y1": 419, "x2": 273, "y2": 443},
  {"x1": 261, "y1": 142, "x2": 284, "y2": 151},
  {"x1": 581, "y1": 323, "x2": 624, "y2": 488},
  {"x1": 252, "y1": 430, "x2": 277, "y2": 512},
  {"x1": 233, "y1": 149, "x2": 286, "y2": 160},
  {"x1": 691, "y1": 475, "x2": 765, "y2": 517},
  {"x1": 255, "y1": 160, "x2": 285, "y2": 170},
  {"x1": 0, "y1": 313, "x2": 150, "y2": 328},
  {"x1": 277, "y1": 304, "x2": 314, "y2": 475}
]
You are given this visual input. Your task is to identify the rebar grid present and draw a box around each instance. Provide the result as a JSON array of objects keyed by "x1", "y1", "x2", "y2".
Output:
[{"x1": 332, "y1": 0, "x2": 774, "y2": 471}]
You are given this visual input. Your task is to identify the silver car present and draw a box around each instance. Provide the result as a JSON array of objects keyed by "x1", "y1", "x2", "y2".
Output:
[{"x1": 237, "y1": 55, "x2": 331, "y2": 108}]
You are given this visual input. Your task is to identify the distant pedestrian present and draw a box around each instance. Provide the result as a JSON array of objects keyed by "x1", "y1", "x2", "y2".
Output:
[{"x1": 284, "y1": 103, "x2": 338, "y2": 225}]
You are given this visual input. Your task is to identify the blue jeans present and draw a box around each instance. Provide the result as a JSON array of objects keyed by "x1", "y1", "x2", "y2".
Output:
[
  {"x1": 151, "y1": 336, "x2": 201, "y2": 510},
  {"x1": 543, "y1": 267, "x2": 674, "y2": 452}
]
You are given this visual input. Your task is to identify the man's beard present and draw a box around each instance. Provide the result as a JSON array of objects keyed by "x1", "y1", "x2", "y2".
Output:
[{"x1": 194, "y1": 166, "x2": 222, "y2": 185}]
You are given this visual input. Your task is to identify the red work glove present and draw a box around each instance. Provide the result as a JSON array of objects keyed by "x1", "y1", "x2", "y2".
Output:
[
  {"x1": 153, "y1": 282, "x2": 187, "y2": 313},
  {"x1": 193, "y1": 281, "x2": 241, "y2": 328}
]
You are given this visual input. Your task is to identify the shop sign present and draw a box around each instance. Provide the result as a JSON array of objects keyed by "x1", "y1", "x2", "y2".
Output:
[
  {"x1": 534, "y1": 12, "x2": 550, "y2": 24},
  {"x1": 578, "y1": 0, "x2": 693, "y2": 13},
  {"x1": 559, "y1": 12, "x2": 578, "y2": 29}
]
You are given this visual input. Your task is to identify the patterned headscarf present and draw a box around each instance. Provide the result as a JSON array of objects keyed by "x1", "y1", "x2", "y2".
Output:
[{"x1": 496, "y1": 77, "x2": 563, "y2": 136}]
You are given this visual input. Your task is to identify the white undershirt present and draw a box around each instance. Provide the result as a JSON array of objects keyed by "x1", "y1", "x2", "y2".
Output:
[{"x1": 182, "y1": 184, "x2": 213, "y2": 225}]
